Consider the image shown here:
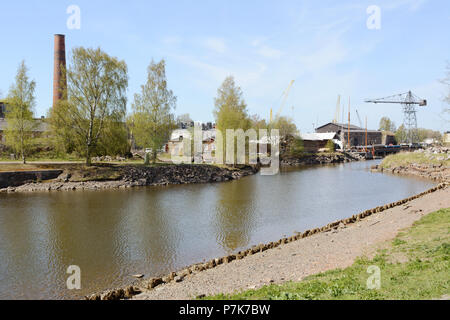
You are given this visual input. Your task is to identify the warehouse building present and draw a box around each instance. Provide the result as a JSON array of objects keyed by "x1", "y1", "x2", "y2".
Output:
[{"x1": 315, "y1": 122, "x2": 383, "y2": 147}]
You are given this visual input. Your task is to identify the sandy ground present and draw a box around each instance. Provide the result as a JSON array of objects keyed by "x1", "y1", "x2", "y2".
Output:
[{"x1": 134, "y1": 187, "x2": 450, "y2": 300}]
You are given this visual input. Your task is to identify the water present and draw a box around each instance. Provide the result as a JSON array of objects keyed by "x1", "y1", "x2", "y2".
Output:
[{"x1": 0, "y1": 160, "x2": 435, "y2": 299}]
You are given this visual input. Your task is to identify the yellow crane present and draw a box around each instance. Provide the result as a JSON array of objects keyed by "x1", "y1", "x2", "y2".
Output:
[{"x1": 270, "y1": 80, "x2": 295, "y2": 123}]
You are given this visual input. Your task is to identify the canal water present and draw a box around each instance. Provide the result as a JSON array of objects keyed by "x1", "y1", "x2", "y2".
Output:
[{"x1": 0, "y1": 160, "x2": 435, "y2": 299}]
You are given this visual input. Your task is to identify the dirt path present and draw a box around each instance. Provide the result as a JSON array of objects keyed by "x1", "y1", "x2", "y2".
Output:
[{"x1": 133, "y1": 187, "x2": 450, "y2": 300}]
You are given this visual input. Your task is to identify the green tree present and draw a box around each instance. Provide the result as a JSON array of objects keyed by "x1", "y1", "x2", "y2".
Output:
[
  {"x1": 395, "y1": 124, "x2": 407, "y2": 144},
  {"x1": 176, "y1": 113, "x2": 193, "y2": 125},
  {"x1": 96, "y1": 120, "x2": 130, "y2": 156},
  {"x1": 4, "y1": 61, "x2": 37, "y2": 163},
  {"x1": 325, "y1": 139, "x2": 335, "y2": 152},
  {"x1": 128, "y1": 59, "x2": 177, "y2": 163},
  {"x1": 417, "y1": 128, "x2": 442, "y2": 143},
  {"x1": 272, "y1": 116, "x2": 298, "y2": 137},
  {"x1": 250, "y1": 114, "x2": 268, "y2": 131},
  {"x1": 289, "y1": 137, "x2": 304, "y2": 157},
  {"x1": 213, "y1": 76, "x2": 251, "y2": 163},
  {"x1": 50, "y1": 47, "x2": 128, "y2": 165},
  {"x1": 379, "y1": 116, "x2": 396, "y2": 132},
  {"x1": 214, "y1": 76, "x2": 250, "y2": 131}
]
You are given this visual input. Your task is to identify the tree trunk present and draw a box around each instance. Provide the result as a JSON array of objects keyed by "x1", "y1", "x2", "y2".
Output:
[
  {"x1": 21, "y1": 132, "x2": 25, "y2": 164},
  {"x1": 86, "y1": 145, "x2": 91, "y2": 166}
]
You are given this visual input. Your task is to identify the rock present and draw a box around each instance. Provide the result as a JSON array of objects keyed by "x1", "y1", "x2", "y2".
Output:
[
  {"x1": 100, "y1": 288, "x2": 125, "y2": 300},
  {"x1": 57, "y1": 172, "x2": 71, "y2": 182},
  {"x1": 132, "y1": 274, "x2": 144, "y2": 278},
  {"x1": 124, "y1": 286, "x2": 141, "y2": 298},
  {"x1": 147, "y1": 277, "x2": 163, "y2": 289}
]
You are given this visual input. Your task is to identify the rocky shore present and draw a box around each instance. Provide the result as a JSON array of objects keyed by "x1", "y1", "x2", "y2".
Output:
[
  {"x1": 281, "y1": 151, "x2": 364, "y2": 166},
  {"x1": 373, "y1": 163, "x2": 450, "y2": 183},
  {"x1": 0, "y1": 164, "x2": 258, "y2": 193},
  {"x1": 372, "y1": 148, "x2": 450, "y2": 183}
]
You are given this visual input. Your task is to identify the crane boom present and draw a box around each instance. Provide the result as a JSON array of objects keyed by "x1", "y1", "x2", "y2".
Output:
[
  {"x1": 365, "y1": 90, "x2": 427, "y2": 144},
  {"x1": 274, "y1": 80, "x2": 295, "y2": 120},
  {"x1": 355, "y1": 109, "x2": 363, "y2": 128},
  {"x1": 365, "y1": 91, "x2": 426, "y2": 106}
]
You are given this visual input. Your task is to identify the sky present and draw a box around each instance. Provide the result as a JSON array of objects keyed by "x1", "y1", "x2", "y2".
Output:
[{"x1": 0, "y1": 0, "x2": 449, "y2": 133}]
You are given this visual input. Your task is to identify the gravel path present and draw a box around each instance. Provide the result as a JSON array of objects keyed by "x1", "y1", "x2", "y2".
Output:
[{"x1": 134, "y1": 187, "x2": 450, "y2": 300}]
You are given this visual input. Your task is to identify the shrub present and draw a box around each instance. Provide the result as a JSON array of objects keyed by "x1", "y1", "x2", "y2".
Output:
[{"x1": 326, "y1": 140, "x2": 335, "y2": 152}]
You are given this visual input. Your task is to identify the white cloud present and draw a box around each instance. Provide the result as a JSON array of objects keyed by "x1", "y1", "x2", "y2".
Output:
[
  {"x1": 257, "y1": 45, "x2": 282, "y2": 59},
  {"x1": 201, "y1": 37, "x2": 227, "y2": 53}
]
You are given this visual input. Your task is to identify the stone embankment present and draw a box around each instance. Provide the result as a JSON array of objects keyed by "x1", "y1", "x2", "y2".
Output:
[
  {"x1": 373, "y1": 163, "x2": 450, "y2": 183},
  {"x1": 372, "y1": 147, "x2": 450, "y2": 183},
  {"x1": 85, "y1": 181, "x2": 448, "y2": 300},
  {"x1": 0, "y1": 170, "x2": 63, "y2": 189},
  {"x1": 281, "y1": 152, "x2": 363, "y2": 166},
  {"x1": 0, "y1": 164, "x2": 257, "y2": 193}
]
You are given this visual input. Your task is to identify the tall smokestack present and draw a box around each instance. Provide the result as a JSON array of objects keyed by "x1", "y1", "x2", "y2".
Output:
[{"x1": 53, "y1": 34, "x2": 67, "y2": 107}]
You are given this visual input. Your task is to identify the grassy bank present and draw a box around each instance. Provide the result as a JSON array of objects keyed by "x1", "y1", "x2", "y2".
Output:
[
  {"x1": 380, "y1": 152, "x2": 450, "y2": 169},
  {"x1": 204, "y1": 208, "x2": 450, "y2": 300}
]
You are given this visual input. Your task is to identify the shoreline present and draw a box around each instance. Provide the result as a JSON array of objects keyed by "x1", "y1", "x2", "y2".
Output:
[
  {"x1": 0, "y1": 151, "x2": 363, "y2": 194},
  {"x1": 0, "y1": 164, "x2": 258, "y2": 193},
  {"x1": 86, "y1": 179, "x2": 448, "y2": 300},
  {"x1": 372, "y1": 163, "x2": 450, "y2": 183}
]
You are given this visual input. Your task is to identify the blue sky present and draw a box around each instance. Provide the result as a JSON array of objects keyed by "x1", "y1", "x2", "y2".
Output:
[{"x1": 0, "y1": 0, "x2": 449, "y2": 132}]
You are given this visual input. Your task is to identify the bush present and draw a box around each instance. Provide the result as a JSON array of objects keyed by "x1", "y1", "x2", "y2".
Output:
[
  {"x1": 326, "y1": 140, "x2": 335, "y2": 152},
  {"x1": 289, "y1": 137, "x2": 304, "y2": 157}
]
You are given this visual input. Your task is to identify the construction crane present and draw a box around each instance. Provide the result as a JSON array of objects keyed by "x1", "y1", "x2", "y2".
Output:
[
  {"x1": 365, "y1": 91, "x2": 426, "y2": 144},
  {"x1": 332, "y1": 95, "x2": 341, "y2": 123},
  {"x1": 270, "y1": 80, "x2": 295, "y2": 123},
  {"x1": 355, "y1": 109, "x2": 363, "y2": 128}
]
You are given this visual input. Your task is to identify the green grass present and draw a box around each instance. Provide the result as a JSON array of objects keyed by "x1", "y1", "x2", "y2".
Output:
[
  {"x1": 380, "y1": 152, "x2": 450, "y2": 169},
  {"x1": 203, "y1": 208, "x2": 450, "y2": 300}
]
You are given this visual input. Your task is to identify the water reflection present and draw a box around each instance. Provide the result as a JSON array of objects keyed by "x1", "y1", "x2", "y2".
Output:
[
  {"x1": 0, "y1": 161, "x2": 435, "y2": 299},
  {"x1": 213, "y1": 177, "x2": 257, "y2": 252}
]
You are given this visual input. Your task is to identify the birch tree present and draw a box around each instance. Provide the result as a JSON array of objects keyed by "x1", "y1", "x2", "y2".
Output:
[
  {"x1": 51, "y1": 47, "x2": 128, "y2": 165},
  {"x1": 4, "y1": 61, "x2": 37, "y2": 164},
  {"x1": 128, "y1": 59, "x2": 176, "y2": 163},
  {"x1": 213, "y1": 76, "x2": 251, "y2": 163}
]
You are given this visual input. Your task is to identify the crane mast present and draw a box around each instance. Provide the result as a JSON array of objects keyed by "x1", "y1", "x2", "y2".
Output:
[{"x1": 365, "y1": 91, "x2": 426, "y2": 144}]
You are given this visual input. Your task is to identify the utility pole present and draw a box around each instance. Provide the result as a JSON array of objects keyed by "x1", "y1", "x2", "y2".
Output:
[
  {"x1": 365, "y1": 116, "x2": 368, "y2": 153},
  {"x1": 347, "y1": 97, "x2": 351, "y2": 149}
]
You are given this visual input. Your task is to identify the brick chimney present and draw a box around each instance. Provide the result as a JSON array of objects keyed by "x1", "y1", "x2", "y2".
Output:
[{"x1": 53, "y1": 34, "x2": 67, "y2": 107}]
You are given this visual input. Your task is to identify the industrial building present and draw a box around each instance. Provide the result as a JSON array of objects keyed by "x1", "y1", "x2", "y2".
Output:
[
  {"x1": 300, "y1": 132, "x2": 339, "y2": 152},
  {"x1": 0, "y1": 101, "x2": 48, "y2": 146},
  {"x1": 315, "y1": 122, "x2": 383, "y2": 147}
]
